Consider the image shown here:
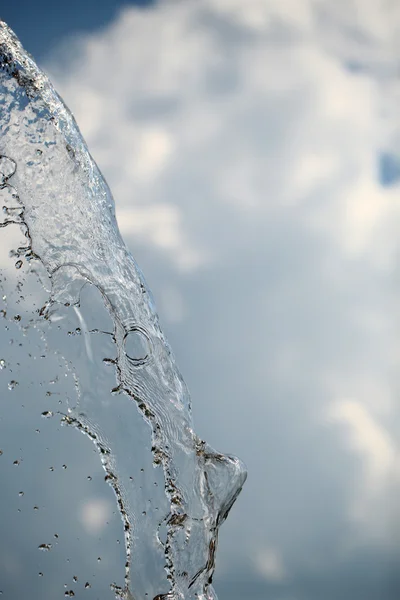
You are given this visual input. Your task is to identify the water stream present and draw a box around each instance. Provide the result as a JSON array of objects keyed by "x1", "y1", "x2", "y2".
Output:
[{"x1": 0, "y1": 21, "x2": 246, "y2": 600}]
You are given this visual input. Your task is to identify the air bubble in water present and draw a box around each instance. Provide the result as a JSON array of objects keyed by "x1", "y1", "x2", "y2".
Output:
[{"x1": 124, "y1": 327, "x2": 150, "y2": 364}]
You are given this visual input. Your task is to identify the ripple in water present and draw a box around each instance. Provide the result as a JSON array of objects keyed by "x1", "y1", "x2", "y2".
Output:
[{"x1": 0, "y1": 20, "x2": 247, "y2": 600}]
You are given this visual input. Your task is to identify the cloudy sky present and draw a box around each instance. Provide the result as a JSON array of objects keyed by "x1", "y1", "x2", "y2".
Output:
[{"x1": 1, "y1": 1, "x2": 400, "y2": 599}]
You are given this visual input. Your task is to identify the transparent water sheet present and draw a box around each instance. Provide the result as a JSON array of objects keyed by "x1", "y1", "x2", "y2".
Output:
[{"x1": 0, "y1": 21, "x2": 246, "y2": 600}]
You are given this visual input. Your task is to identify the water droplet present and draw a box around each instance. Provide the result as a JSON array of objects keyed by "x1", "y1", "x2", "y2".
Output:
[
  {"x1": 73, "y1": 576, "x2": 78, "y2": 582},
  {"x1": 15, "y1": 260, "x2": 22, "y2": 269},
  {"x1": 18, "y1": 491, "x2": 24, "y2": 497},
  {"x1": 38, "y1": 543, "x2": 52, "y2": 551},
  {"x1": 103, "y1": 357, "x2": 115, "y2": 366},
  {"x1": 8, "y1": 380, "x2": 18, "y2": 390},
  {"x1": 0, "y1": 359, "x2": 6, "y2": 369},
  {"x1": 64, "y1": 591, "x2": 75, "y2": 597},
  {"x1": 84, "y1": 583, "x2": 91, "y2": 589},
  {"x1": 41, "y1": 411, "x2": 53, "y2": 418},
  {"x1": 36, "y1": 149, "x2": 43, "y2": 156}
]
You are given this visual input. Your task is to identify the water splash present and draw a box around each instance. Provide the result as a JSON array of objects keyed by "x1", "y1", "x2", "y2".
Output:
[{"x1": 0, "y1": 21, "x2": 246, "y2": 600}]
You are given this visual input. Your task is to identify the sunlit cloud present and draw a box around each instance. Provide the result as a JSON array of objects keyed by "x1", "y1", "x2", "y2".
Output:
[
  {"x1": 254, "y1": 546, "x2": 287, "y2": 582},
  {"x1": 80, "y1": 499, "x2": 112, "y2": 535}
]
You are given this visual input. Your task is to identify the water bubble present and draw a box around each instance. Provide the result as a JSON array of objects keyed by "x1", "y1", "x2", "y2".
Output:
[{"x1": 124, "y1": 327, "x2": 150, "y2": 364}]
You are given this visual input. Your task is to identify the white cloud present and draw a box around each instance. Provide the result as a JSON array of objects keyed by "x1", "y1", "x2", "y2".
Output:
[
  {"x1": 329, "y1": 400, "x2": 396, "y2": 489},
  {"x1": 47, "y1": 0, "x2": 400, "y2": 270},
  {"x1": 80, "y1": 498, "x2": 112, "y2": 534},
  {"x1": 254, "y1": 547, "x2": 287, "y2": 582},
  {"x1": 117, "y1": 203, "x2": 202, "y2": 270},
  {"x1": 328, "y1": 399, "x2": 400, "y2": 547}
]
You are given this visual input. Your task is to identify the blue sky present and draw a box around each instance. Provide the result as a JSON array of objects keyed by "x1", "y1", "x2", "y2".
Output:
[
  {"x1": 1, "y1": 0, "x2": 154, "y2": 59},
  {"x1": 1, "y1": 1, "x2": 400, "y2": 599}
]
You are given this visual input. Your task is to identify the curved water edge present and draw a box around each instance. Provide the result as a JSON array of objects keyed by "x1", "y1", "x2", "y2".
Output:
[{"x1": 0, "y1": 20, "x2": 247, "y2": 600}]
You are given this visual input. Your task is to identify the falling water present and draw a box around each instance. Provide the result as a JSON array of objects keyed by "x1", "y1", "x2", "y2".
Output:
[{"x1": 0, "y1": 21, "x2": 246, "y2": 600}]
